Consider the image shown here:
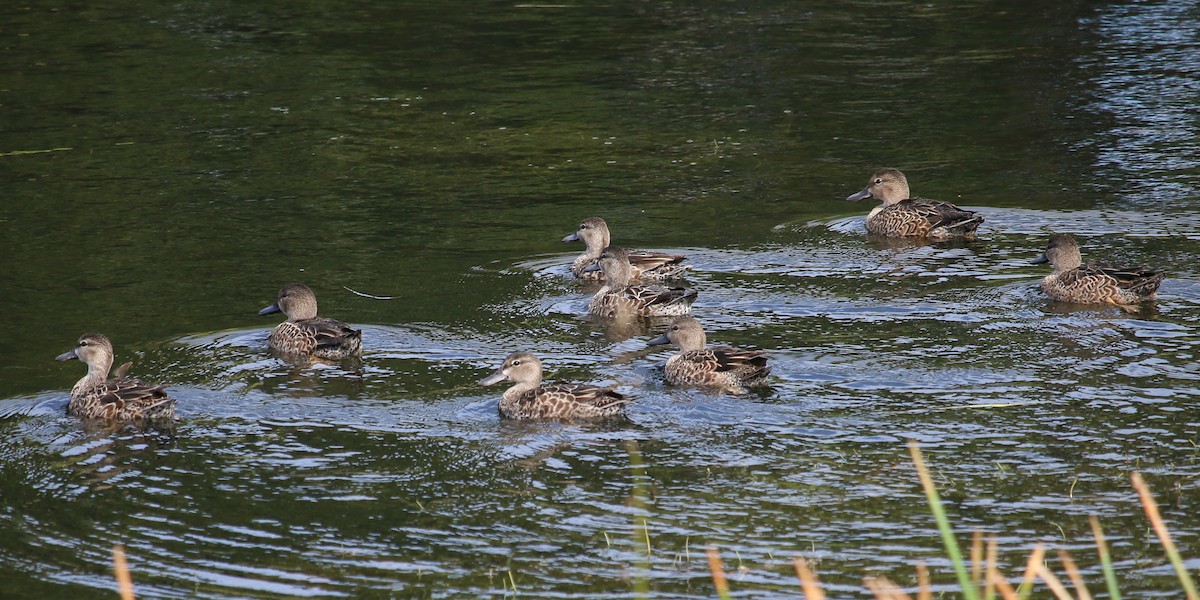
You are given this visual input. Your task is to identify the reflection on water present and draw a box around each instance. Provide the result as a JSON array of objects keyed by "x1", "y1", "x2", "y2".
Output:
[
  {"x1": 2, "y1": 0, "x2": 1200, "y2": 598},
  {"x1": 7, "y1": 202, "x2": 1198, "y2": 596},
  {"x1": 1080, "y1": 2, "x2": 1200, "y2": 206}
]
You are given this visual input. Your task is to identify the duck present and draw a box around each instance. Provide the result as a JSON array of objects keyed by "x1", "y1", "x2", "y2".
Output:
[
  {"x1": 1032, "y1": 234, "x2": 1165, "y2": 306},
  {"x1": 846, "y1": 168, "x2": 983, "y2": 240},
  {"x1": 563, "y1": 217, "x2": 688, "y2": 280},
  {"x1": 56, "y1": 333, "x2": 176, "y2": 421},
  {"x1": 259, "y1": 283, "x2": 363, "y2": 360},
  {"x1": 646, "y1": 317, "x2": 770, "y2": 394},
  {"x1": 582, "y1": 247, "x2": 697, "y2": 317},
  {"x1": 478, "y1": 351, "x2": 629, "y2": 419}
]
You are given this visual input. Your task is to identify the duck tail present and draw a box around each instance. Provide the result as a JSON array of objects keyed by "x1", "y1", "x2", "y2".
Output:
[{"x1": 947, "y1": 214, "x2": 984, "y2": 235}]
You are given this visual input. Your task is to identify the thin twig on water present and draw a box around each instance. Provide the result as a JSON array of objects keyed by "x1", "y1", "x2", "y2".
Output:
[{"x1": 342, "y1": 285, "x2": 398, "y2": 300}]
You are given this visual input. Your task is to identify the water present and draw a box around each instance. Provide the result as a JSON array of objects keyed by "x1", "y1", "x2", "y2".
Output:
[{"x1": 2, "y1": 0, "x2": 1199, "y2": 597}]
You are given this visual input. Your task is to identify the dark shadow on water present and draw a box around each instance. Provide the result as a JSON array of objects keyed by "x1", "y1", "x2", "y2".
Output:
[{"x1": 586, "y1": 312, "x2": 676, "y2": 344}]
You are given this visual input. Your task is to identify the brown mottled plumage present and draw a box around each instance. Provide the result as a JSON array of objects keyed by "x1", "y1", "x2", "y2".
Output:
[
  {"x1": 847, "y1": 168, "x2": 983, "y2": 240},
  {"x1": 56, "y1": 333, "x2": 176, "y2": 422},
  {"x1": 259, "y1": 283, "x2": 362, "y2": 360},
  {"x1": 478, "y1": 351, "x2": 629, "y2": 420},
  {"x1": 563, "y1": 217, "x2": 689, "y2": 280},
  {"x1": 583, "y1": 248, "x2": 697, "y2": 317},
  {"x1": 647, "y1": 317, "x2": 770, "y2": 395},
  {"x1": 1033, "y1": 234, "x2": 1164, "y2": 307}
]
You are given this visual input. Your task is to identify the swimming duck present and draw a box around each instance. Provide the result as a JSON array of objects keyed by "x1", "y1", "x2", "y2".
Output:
[
  {"x1": 583, "y1": 247, "x2": 697, "y2": 317},
  {"x1": 846, "y1": 168, "x2": 983, "y2": 240},
  {"x1": 647, "y1": 317, "x2": 770, "y2": 394},
  {"x1": 259, "y1": 283, "x2": 363, "y2": 360},
  {"x1": 1032, "y1": 234, "x2": 1165, "y2": 306},
  {"x1": 56, "y1": 333, "x2": 176, "y2": 421},
  {"x1": 563, "y1": 217, "x2": 688, "y2": 280},
  {"x1": 478, "y1": 351, "x2": 629, "y2": 419}
]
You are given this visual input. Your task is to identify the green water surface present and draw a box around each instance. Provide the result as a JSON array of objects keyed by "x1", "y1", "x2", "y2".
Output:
[{"x1": 2, "y1": 1, "x2": 1199, "y2": 597}]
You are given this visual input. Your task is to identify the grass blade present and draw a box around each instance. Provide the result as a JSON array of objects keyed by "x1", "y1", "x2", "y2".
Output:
[
  {"x1": 988, "y1": 562, "x2": 1019, "y2": 600},
  {"x1": 971, "y1": 530, "x2": 984, "y2": 590},
  {"x1": 865, "y1": 576, "x2": 913, "y2": 600},
  {"x1": 1018, "y1": 543, "x2": 1045, "y2": 600},
  {"x1": 707, "y1": 546, "x2": 732, "y2": 600},
  {"x1": 1089, "y1": 516, "x2": 1122, "y2": 600},
  {"x1": 112, "y1": 545, "x2": 135, "y2": 600},
  {"x1": 794, "y1": 556, "x2": 825, "y2": 600},
  {"x1": 908, "y1": 441, "x2": 979, "y2": 600},
  {"x1": 625, "y1": 440, "x2": 651, "y2": 599},
  {"x1": 1057, "y1": 549, "x2": 1092, "y2": 600},
  {"x1": 984, "y1": 536, "x2": 998, "y2": 600},
  {"x1": 1131, "y1": 472, "x2": 1199, "y2": 600},
  {"x1": 916, "y1": 560, "x2": 931, "y2": 600},
  {"x1": 1035, "y1": 561, "x2": 1074, "y2": 600}
]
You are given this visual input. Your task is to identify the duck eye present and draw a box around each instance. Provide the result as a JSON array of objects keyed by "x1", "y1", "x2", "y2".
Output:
[
  {"x1": 511, "y1": 360, "x2": 521, "y2": 366},
  {"x1": 874, "y1": 178, "x2": 883, "y2": 184}
]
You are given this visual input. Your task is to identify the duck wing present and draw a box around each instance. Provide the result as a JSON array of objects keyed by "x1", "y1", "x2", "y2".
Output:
[
  {"x1": 302, "y1": 318, "x2": 363, "y2": 351},
  {"x1": 711, "y1": 346, "x2": 770, "y2": 371},
  {"x1": 505, "y1": 382, "x2": 628, "y2": 419},
  {"x1": 1093, "y1": 263, "x2": 1165, "y2": 295},
  {"x1": 901, "y1": 198, "x2": 983, "y2": 228},
  {"x1": 546, "y1": 382, "x2": 628, "y2": 410},
  {"x1": 628, "y1": 250, "x2": 689, "y2": 279},
  {"x1": 625, "y1": 284, "x2": 698, "y2": 307},
  {"x1": 669, "y1": 348, "x2": 770, "y2": 391},
  {"x1": 85, "y1": 377, "x2": 176, "y2": 420}
]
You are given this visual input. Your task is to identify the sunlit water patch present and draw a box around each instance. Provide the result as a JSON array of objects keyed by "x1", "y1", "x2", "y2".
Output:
[
  {"x1": 5, "y1": 0, "x2": 1200, "y2": 597},
  {"x1": 1078, "y1": 2, "x2": 1200, "y2": 206}
]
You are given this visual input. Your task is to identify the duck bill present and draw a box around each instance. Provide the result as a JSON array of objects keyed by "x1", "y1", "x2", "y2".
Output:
[
  {"x1": 562, "y1": 232, "x2": 581, "y2": 243},
  {"x1": 846, "y1": 187, "x2": 873, "y2": 202},
  {"x1": 1030, "y1": 254, "x2": 1049, "y2": 265},
  {"x1": 581, "y1": 262, "x2": 601, "y2": 273},
  {"x1": 55, "y1": 349, "x2": 78, "y2": 362},
  {"x1": 478, "y1": 370, "x2": 509, "y2": 386},
  {"x1": 258, "y1": 302, "x2": 282, "y2": 316},
  {"x1": 646, "y1": 333, "x2": 671, "y2": 347}
]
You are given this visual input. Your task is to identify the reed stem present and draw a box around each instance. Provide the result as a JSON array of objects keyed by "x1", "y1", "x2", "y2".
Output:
[
  {"x1": 1089, "y1": 515, "x2": 1122, "y2": 600},
  {"x1": 112, "y1": 545, "x2": 135, "y2": 600},
  {"x1": 1131, "y1": 472, "x2": 1198, "y2": 600},
  {"x1": 908, "y1": 441, "x2": 979, "y2": 600}
]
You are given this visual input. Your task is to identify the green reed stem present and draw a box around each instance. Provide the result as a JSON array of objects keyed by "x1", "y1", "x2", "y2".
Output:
[
  {"x1": 909, "y1": 441, "x2": 980, "y2": 600},
  {"x1": 1089, "y1": 516, "x2": 1121, "y2": 600},
  {"x1": 1131, "y1": 472, "x2": 1198, "y2": 600},
  {"x1": 626, "y1": 440, "x2": 651, "y2": 599}
]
